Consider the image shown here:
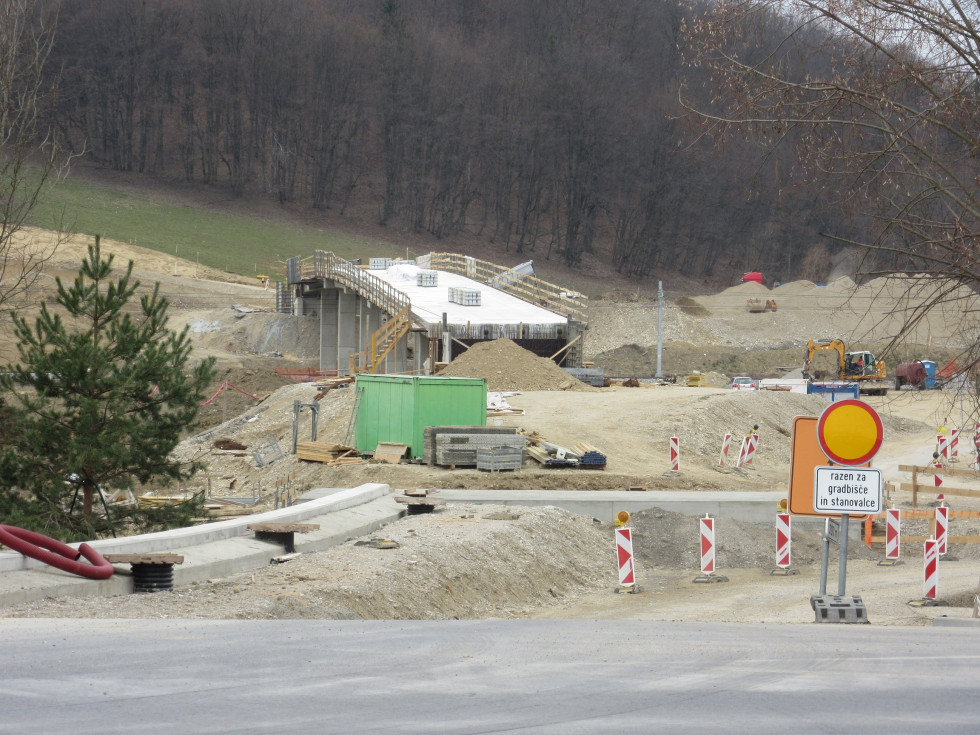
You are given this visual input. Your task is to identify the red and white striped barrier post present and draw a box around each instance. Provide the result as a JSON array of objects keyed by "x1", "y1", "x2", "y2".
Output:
[
  {"x1": 950, "y1": 428, "x2": 960, "y2": 462},
  {"x1": 933, "y1": 453, "x2": 943, "y2": 499},
  {"x1": 775, "y1": 513, "x2": 791, "y2": 569},
  {"x1": 937, "y1": 433, "x2": 949, "y2": 462},
  {"x1": 669, "y1": 436, "x2": 679, "y2": 472},
  {"x1": 700, "y1": 515, "x2": 715, "y2": 574},
  {"x1": 885, "y1": 508, "x2": 901, "y2": 560},
  {"x1": 719, "y1": 432, "x2": 732, "y2": 467},
  {"x1": 936, "y1": 504, "x2": 949, "y2": 556},
  {"x1": 735, "y1": 437, "x2": 748, "y2": 468},
  {"x1": 974, "y1": 423, "x2": 980, "y2": 467},
  {"x1": 615, "y1": 527, "x2": 636, "y2": 591},
  {"x1": 744, "y1": 430, "x2": 759, "y2": 465},
  {"x1": 923, "y1": 539, "x2": 939, "y2": 600}
]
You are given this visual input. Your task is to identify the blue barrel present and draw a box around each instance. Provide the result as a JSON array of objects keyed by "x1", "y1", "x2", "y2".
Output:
[{"x1": 921, "y1": 360, "x2": 936, "y2": 389}]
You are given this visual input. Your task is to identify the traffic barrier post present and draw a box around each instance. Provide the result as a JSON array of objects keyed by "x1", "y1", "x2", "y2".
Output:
[
  {"x1": 744, "y1": 430, "x2": 759, "y2": 466},
  {"x1": 615, "y1": 526, "x2": 637, "y2": 592},
  {"x1": 885, "y1": 508, "x2": 901, "y2": 560},
  {"x1": 735, "y1": 437, "x2": 748, "y2": 468},
  {"x1": 700, "y1": 515, "x2": 714, "y2": 572},
  {"x1": 669, "y1": 436, "x2": 679, "y2": 472},
  {"x1": 923, "y1": 539, "x2": 938, "y2": 600},
  {"x1": 719, "y1": 432, "x2": 732, "y2": 467},
  {"x1": 693, "y1": 515, "x2": 728, "y2": 583},
  {"x1": 935, "y1": 504, "x2": 949, "y2": 556},
  {"x1": 771, "y1": 513, "x2": 798, "y2": 576}
]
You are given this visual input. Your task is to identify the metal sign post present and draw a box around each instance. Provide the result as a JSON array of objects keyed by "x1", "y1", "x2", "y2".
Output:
[{"x1": 796, "y1": 400, "x2": 884, "y2": 623}]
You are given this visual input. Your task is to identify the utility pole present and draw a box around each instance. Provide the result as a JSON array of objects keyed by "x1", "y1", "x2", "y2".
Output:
[{"x1": 656, "y1": 281, "x2": 664, "y2": 378}]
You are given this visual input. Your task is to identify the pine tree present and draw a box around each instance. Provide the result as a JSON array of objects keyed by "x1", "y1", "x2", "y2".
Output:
[{"x1": 0, "y1": 237, "x2": 216, "y2": 540}]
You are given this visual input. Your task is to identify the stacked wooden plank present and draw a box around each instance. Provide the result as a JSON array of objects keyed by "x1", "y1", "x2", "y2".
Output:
[
  {"x1": 524, "y1": 434, "x2": 607, "y2": 469},
  {"x1": 296, "y1": 441, "x2": 363, "y2": 466}
]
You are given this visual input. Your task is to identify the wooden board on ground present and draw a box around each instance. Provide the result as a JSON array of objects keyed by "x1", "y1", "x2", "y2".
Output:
[
  {"x1": 374, "y1": 442, "x2": 409, "y2": 464},
  {"x1": 103, "y1": 553, "x2": 184, "y2": 565},
  {"x1": 247, "y1": 523, "x2": 320, "y2": 533}
]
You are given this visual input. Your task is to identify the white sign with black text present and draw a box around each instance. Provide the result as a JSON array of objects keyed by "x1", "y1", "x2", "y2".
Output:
[{"x1": 813, "y1": 466, "x2": 882, "y2": 514}]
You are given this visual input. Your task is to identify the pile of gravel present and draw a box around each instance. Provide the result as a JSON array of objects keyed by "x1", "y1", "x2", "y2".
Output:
[{"x1": 440, "y1": 338, "x2": 592, "y2": 391}]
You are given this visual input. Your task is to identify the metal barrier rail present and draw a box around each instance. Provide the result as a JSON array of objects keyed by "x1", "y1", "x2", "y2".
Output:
[{"x1": 292, "y1": 251, "x2": 410, "y2": 318}]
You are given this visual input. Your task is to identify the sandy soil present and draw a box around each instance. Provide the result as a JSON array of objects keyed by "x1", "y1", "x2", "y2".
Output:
[{"x1": 2, "y1": 228, "x2": 979, "y2": 625}]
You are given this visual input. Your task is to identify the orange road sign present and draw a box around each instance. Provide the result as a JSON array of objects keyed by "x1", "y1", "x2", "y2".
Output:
[{"x1": 788, "y1": 415, "x2": 871, "y2": 520}]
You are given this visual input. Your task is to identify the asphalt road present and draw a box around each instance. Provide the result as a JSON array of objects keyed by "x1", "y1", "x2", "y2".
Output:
[{"x1": 2, "y1": 619, "x2": 978, "y2": 734}]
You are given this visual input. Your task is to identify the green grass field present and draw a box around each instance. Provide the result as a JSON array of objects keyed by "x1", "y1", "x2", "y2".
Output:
[{"x1": 26, "y1": 175, "x2": 390, "y2": 276}]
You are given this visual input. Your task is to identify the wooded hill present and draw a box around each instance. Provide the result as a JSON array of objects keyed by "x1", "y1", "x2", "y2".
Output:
[{"x1": 46, "y1": 0, "x2": 864, "y2": 283}]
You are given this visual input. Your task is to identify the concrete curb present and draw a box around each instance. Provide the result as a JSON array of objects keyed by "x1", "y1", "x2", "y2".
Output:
[
  {"x1": 0, "y1": 483, "x2": 390, "y2": 574},
  {"x1": 0, "y1": 484, "x2": 401, "y2": 607}
]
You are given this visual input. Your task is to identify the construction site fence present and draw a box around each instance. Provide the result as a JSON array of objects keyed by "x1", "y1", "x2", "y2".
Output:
[
  {"x1": 863, "y1": 508, "x2": 980, "y2": 548},
  {"x1": 422, "y1": 252, "x2": 588, "y2": 324},
  {"x1": 898, "y1": 463, "x2": 980, "y2": 507}
]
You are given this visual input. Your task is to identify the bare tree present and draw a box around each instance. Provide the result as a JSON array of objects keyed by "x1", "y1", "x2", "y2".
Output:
[
  {"x1": 682, "y1": 0, "x2": 980, "y2": 405},
  {"x1": 0, "y1": 0, "x2": 68, "y2": 308}
]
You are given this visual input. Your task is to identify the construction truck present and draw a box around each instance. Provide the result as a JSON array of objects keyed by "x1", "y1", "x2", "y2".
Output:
[{"x1": 803, "y1": 338, "x2": 889, "y2": 396}]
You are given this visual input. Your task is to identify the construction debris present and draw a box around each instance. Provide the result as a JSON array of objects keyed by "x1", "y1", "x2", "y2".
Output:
[
  {"x1": 746, "y1": 298, "x2": 777, "y2": 313},
  {"x1": 251, "y1": 436, "x2": 286, "y2": 468},
  {"x1": 295, "y1": 441, "x2": 362, "y2": 466},
  {"x1": 394, "y1": 488, "x2": 446, "y2": 514},
  {"x1": 314, "y1": 376, "x2": 354, "y2": 401},
  {"x1": 213, "y1": 438, "x2": 247, "y2": 451},
  {"x1": 373, "y1": 442, "x2": 409, "y2": 464},
  {"x1": 523, "y1": 433, "x2": 607, "y2": 469}
]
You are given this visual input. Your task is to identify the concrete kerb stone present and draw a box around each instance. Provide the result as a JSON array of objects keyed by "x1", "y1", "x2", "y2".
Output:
[
  {"x1": 435, "y1": 490, "x2": 785, "y2": 524},
  {"x1": 434, "y1": 489, "x2": 866, "y2": 539},
  {"x1": 0, "y1": 483, "x2": 390, "y2": 574},
  {"x1": 0, "y1": 484, "x2": 398, "y2": 608}
]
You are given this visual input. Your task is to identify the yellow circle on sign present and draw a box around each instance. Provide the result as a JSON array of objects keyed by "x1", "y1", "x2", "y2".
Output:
[{"x1": 816, "y1": 400, "x2": 884, "y2": 465}]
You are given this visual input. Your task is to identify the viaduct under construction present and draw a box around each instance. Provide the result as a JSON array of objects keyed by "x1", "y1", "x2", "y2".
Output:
[{"x1": 279, "y1": 252, "x2": 588, "y2": 376}]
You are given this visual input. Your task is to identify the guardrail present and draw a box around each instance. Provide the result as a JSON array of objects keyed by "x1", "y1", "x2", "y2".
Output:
[{"x1": 291, "y1": 251, "x2": 410, "y2": 317}]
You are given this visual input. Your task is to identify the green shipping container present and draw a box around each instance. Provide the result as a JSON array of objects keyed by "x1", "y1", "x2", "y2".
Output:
[{"x1": 353, "y1": 374, "x2": 487, "y2": 458}]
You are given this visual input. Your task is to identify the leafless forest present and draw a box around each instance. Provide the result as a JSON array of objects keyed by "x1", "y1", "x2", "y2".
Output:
[{"x1": 40, "y1": 0, "x2": 875, "y2": 282}]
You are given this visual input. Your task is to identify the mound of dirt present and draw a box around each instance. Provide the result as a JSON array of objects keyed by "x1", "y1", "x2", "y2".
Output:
[
  {"x1": 3, "y1": 505, "x2": 613, "y2": 620},
  {"x1": 629, "y1": 507, "x2": 879, "y2": 570},
  {"x1": 440, "y1": 339, "x2": 591, "y2": 391},
  {"x1": 676, "y1": 296, "x2": 710, "y2": 317}
]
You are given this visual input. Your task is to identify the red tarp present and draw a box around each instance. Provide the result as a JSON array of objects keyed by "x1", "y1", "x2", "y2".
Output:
[{"x1": 741, "y1": 272, "x2": 763, "y2": 284}]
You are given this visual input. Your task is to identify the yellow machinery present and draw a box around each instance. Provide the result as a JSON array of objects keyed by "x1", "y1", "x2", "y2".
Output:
[{"x1": 803, "y1": 338, "x2": 888, "y2": 396}]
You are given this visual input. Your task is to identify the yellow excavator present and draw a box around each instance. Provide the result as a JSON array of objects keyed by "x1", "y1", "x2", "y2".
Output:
[{"x1": 803, "y1": 338, "x2": 889, "y2": 396}]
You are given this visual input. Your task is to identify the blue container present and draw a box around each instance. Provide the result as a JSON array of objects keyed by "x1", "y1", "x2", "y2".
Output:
[
  {"x1": 808, "y1": 381, "x2": 859, "y2": 401},
  {"x1": 921, "y1": 360, "x2": 936, "y2": 389}
]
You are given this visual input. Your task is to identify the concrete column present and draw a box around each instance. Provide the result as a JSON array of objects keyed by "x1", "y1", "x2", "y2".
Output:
[
  {"x1": 319, "y1": 287, "x2": 339, "y2": 374},
  {"x1": 392, "y1": 335, "x2": 407, "y2": 373},
  {"x1": 413, "y1": 332, "x2": 425, "y2": 374},
  {"x1": 337, "y1": 290, "x2": 358, "y2": 376},
  {"x1": 357, "y1": 297, "x2": 368, "y2": 356}
]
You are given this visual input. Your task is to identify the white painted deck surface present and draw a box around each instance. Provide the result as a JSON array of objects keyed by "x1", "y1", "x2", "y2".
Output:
[{"x1": 371, "y1": 263, "x2": 567, "y2": 328}]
